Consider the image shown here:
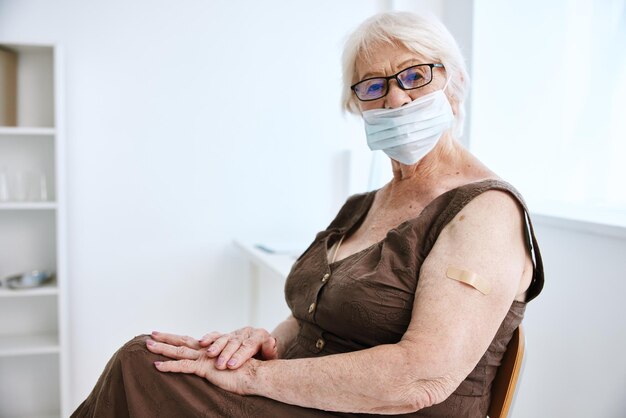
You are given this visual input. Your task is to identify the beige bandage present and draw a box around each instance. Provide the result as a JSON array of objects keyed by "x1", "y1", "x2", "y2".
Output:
[{"x1": 446, "y1": 267, "x2": 491, "y2": 295}]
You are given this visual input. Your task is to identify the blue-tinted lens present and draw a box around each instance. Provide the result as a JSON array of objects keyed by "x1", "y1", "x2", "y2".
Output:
[
  {"x1": 398, "y1": 65, "x2": 429, "y2": 88},
  {"x1": 355, "y1": 79, "x2": 387, "y2": 100}
]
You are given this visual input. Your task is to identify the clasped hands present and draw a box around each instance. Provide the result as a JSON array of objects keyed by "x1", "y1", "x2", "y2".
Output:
[{"x1": 146, "y1": 327, "x2": 278, "y2": 395}]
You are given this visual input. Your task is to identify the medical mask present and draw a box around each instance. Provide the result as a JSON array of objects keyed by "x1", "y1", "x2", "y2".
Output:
[{"x1": 362, "y1": 88, "x2": 454, "y2": 165}]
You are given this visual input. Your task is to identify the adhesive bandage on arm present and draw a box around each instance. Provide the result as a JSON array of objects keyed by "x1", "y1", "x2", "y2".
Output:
[{"x1": 446, "y1": 267, "x2": 491, "y2": 295}]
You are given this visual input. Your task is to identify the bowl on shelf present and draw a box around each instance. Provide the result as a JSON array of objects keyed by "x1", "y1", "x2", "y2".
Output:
[{"x1": 0, "y1": 270, "x2": 55, "y2": 289}]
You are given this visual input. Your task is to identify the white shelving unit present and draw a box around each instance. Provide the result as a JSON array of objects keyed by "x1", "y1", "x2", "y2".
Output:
[{"x1": 0, "y1": 42, "x2": 67, "y2": 418}]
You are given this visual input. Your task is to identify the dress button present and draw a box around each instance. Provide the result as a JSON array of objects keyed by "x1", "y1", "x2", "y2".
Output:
[
  {"x1": 308, "y1": 303, "x2": 316, "y2": 314},
  {"x1": 315, "y1": 338, "x2": 325, "y2": 350},
  {"x1": 321, "y1": 273, "x2": 330, "y2": 282}
]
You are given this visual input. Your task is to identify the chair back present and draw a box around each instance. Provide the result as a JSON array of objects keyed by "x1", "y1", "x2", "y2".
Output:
[{"x1": 488, "y1": 325, "x2": 526, "y2": 418}]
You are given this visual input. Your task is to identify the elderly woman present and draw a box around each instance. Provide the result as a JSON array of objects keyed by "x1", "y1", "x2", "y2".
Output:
[{"x1": 73, "y1": 11, "x2": 543, "y2": 418}]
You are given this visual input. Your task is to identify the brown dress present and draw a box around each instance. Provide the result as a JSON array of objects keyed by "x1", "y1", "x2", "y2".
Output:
[{"x1": 72, "y1": 179, "x2": 544, "y2": 418}]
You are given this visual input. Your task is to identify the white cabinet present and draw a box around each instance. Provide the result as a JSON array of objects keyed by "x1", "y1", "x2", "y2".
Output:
[
  {"x1": 234, "y1": 241, "x2": 295, "y2": 329},
  {"x1": 0, "y1": 43, "x2": 67, "y2": 418}
]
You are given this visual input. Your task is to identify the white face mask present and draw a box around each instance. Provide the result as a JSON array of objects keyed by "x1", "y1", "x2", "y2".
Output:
[{"x1": 362, "y1": 88, "x2": 454, "y2": 165}]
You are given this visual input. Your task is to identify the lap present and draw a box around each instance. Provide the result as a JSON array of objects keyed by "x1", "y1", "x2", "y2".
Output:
[{"x1": 72, "y1": 335, "x2": 337, "y2": 418}]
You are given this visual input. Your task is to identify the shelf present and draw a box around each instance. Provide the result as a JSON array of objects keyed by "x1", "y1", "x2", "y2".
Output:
[
  {"x1": 0, "y1": 333, "x2": 59, "y2": 357},
  {"x1": 0, "y1": 284, "x2": 58, "y2": 297},
  {"x1": 0, "y1": 126, "x2": 55, "y2": 136},
  {"x1": 0, "y1": 201, "x2": 56, "y2": 210}
]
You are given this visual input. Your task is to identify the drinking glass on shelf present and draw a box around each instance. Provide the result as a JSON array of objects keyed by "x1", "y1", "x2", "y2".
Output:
[
  {"x1": 13, "y1": 170, "x2": 29, "y2": 201},
  {"x1": 0, "y1": 167, "x2": 8, "y2": 202},
  {"x1": 36, "y1": 171, "x2": 49, "y2": 201}
]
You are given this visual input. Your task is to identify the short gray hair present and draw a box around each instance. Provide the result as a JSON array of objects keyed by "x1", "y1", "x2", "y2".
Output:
[{"x1": 341, "y1": 11, "x2": 470, "y2": 137}]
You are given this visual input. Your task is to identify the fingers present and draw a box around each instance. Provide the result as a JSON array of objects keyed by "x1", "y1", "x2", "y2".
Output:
[
  {"x1": 205, "y1": 334, "x2": 231, "y2": 358},
  {"x1": 260, "y1": 336, "x2": 279, "y2": 360},
  {"x1": 154, "y1": 359, "x2": 201, "y2": 375},
  {"x1": 215, "y1": 338, "x2": 251, "y2": 369},
  {"x1": 153, "y1": 358, "x2": 254, "y2": 396},
  {"x1": 146, "y1": 339, "x2": 202, "y2": 360},
  {"x1": 165, "y1": 327, "x2": 272, "y2": 370},
  {"x1": 150, "y1": 331, "x2": 201, "y2": 350},
  {"x1": 198, "y1": 331, "x2": 223, "y2": 347},
  {"x1": 215, "y1": 329, "x2": 271, "y2": 370},
  {"x1": 204, "y1": 327, "x2": 254, "y2": 359}
]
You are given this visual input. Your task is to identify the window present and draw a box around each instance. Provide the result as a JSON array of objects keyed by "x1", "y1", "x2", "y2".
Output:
[{"x1": 471, "y1": 0, "x2": 626, "y2": 227}]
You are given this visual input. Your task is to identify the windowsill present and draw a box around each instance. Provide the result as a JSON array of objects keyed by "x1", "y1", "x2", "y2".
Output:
[{"x1": 531, "y1": 211, "x2": 626, "y2": 240}]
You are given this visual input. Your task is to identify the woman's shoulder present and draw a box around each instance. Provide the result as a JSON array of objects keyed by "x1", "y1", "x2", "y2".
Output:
[
  {"x1": 421, "y1": 177, "x2": 530, "y2": 250},
  {"x1": 441, "y1": 177, "x2": 529, "y2": 217},
  {"x1": 451, "y1": 179, "x2": 527, "y2": 226}
]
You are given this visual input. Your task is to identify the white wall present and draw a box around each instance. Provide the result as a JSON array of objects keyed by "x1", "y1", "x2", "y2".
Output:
[
  {"x1": 515, "y1": 220, "x2": 626, "y2": 418},
  {"x1": 0, "y1": 0, "x2": 380, "y2": 410}
]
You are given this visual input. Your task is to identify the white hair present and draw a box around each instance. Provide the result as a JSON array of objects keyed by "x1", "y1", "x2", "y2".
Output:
[{"x1": 341, "y1": 11, "x2": 470, "y2": 138}]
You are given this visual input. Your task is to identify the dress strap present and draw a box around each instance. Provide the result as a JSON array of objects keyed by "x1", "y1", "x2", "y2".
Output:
[{"x1": 522, "y1": 209, "x2": 545, "y2": 301}]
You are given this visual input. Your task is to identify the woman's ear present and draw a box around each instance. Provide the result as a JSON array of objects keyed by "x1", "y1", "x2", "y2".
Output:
[{"x1": 449, "y1": 72, "x2": 465, "y2": 117}]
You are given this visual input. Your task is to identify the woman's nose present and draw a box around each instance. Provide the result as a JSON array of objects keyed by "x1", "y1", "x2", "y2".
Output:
[{"x1": 384, "y1": 80, "x2": 411, "y2": 109}]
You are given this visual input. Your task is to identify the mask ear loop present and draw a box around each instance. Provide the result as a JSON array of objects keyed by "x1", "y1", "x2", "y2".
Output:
[
  {"x1": 441, "y1": 75, "x2": 457, "y2": 135},
  {"x1": 442, "y1": 76, "x2": 451, "y2": 92}
]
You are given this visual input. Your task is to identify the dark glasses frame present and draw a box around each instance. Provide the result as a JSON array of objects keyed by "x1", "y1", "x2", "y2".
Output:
[{"x1": 351, "y1": 63, "x2": 444, "y2": 101}]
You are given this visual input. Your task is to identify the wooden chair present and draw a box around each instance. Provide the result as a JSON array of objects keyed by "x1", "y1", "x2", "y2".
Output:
[{"x1": 488, "y1": 325, "x2": 526, "y2": 418}]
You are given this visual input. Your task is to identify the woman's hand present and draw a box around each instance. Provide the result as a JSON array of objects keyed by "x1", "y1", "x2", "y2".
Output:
[
  {"x1": 199, "y1": 327, "x2": 278, "y2": 369},
  {"x1": 145, "y1": 336, "x2": 258, "y2": 395},
  {"x1": 149, "y1": 327, "x2": 277, "y2": 370}
]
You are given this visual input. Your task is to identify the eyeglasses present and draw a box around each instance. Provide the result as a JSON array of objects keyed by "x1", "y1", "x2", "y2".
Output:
[{"x1": 351, "y1": 63, "x2": 444, "y2": 101}]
